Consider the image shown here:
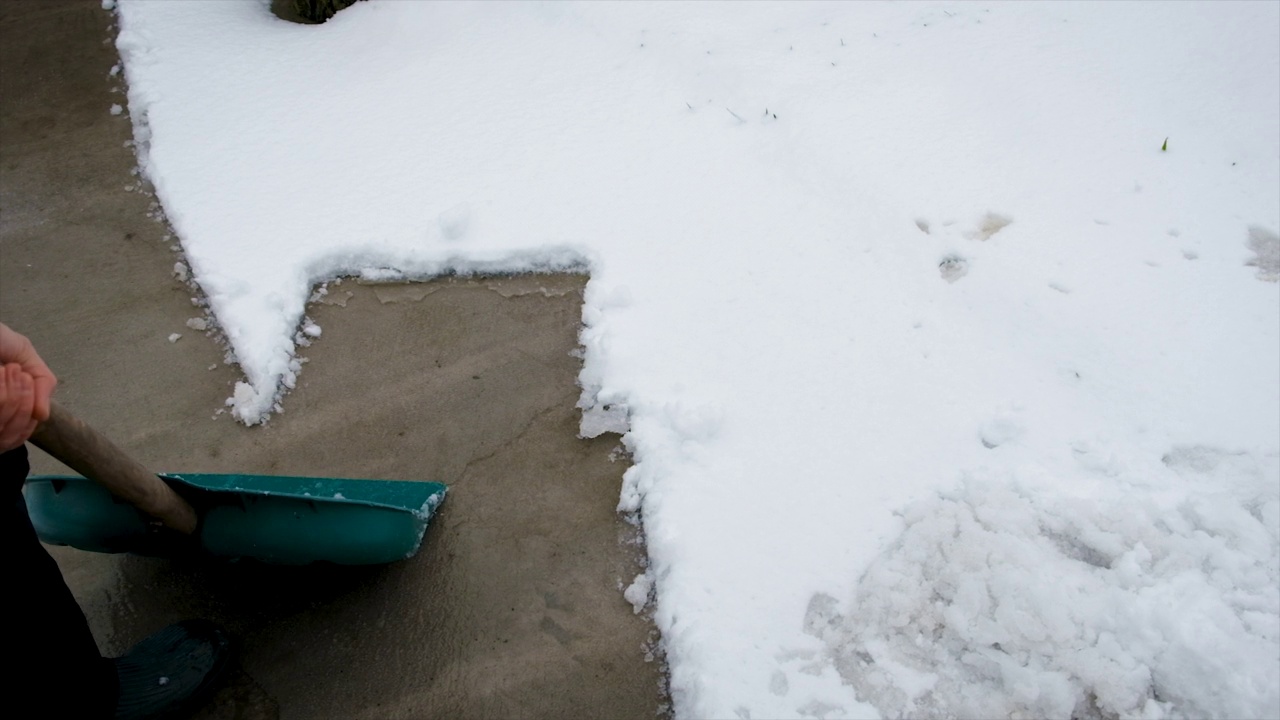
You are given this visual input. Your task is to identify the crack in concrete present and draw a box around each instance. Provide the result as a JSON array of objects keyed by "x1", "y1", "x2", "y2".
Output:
[{"x1": 456, "y1": 400, "x2": 568, "y2": 482}]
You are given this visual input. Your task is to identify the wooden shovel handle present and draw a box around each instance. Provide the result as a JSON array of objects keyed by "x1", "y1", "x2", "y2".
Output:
[{"x1": 29, "y1": 401, "x2": 198, "y2": 535}]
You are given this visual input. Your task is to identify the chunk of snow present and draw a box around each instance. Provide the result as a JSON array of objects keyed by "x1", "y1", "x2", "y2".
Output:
[
  {"x1": 166, "y1": 333, "x2": 181, "y2": 343},
  {"x1": 624, "y1": 572, "x2": 653, "y2": 614},
  {"x1": 579, "y1": 403, "x2": 629, "y2": 438}
]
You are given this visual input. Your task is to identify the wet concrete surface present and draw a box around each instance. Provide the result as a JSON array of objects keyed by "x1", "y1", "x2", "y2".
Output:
[{"x1": 0, "y1": 2, "x2": 664, "y2": 717}]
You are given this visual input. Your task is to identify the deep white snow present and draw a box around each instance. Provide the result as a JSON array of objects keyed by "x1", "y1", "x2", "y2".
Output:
[{"x1": 111, "y1": 1, "x2": 1279, "y2": 718}]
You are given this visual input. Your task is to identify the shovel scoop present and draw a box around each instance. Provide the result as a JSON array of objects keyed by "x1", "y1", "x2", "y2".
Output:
[{"x1": 24, "y1": 402, "x2": 446, "y2": 565}]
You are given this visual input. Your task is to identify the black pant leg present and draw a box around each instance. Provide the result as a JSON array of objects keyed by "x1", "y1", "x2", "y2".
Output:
[{"x1": 2, "y1": 446, "x2": 118, "y2": 717}]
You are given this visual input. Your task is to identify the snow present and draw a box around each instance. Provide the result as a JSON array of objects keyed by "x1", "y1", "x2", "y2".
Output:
[
  {"x1": 625, "y1": 572, "x2": 655, "y2": 615},
  {"x1": 579, "y1": 402, "x2": 631, "y2": 439},
  {"x1": 1248, "y1": 225, "x2": 1280, "y2": 282},
  {"x1": 813, "y1": 458, "x2": 1280, "y2": 719},
  {"x1": 109, "y1": 1, "x2": 1279, "y2": 718}
]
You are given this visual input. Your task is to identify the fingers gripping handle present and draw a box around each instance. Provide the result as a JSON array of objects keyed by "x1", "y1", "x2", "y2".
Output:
[{"x1": 30, "y1": 401, "x2": 198, "y2": 535}]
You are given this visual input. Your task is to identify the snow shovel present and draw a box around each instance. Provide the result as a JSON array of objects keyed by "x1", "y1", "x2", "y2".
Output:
[{"x1": 23, "y1": 401, "x2": 446, "y2": 565}]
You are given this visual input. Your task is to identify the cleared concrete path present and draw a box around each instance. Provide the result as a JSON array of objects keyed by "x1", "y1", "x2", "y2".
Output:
[{"x1": 0, "y1": 2, "x2": 663, "y2": 717}]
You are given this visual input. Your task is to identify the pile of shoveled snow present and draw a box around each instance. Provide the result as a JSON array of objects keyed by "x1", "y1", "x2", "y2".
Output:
[{"x1": 807, "y1": 448, "x2": 1279, "y2": 720}]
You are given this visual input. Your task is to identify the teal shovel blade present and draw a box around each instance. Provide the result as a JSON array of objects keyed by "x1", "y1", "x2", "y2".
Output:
[{"x1": 25, "y1": 473, "x2": 447, "y2": 566}]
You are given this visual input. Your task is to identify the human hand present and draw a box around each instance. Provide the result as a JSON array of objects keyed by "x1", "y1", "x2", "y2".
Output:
[{"x1": 0, "y1": 323, "x2": 58, "y2": 452}]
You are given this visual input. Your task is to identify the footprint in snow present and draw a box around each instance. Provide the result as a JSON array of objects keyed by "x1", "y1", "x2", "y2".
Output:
[
  {"x1": 980, "y1": 415, "x2": 1024, "y2": 449},
  {"x1": 965, "y1": 212, "x2": 1012, "y2": 241},
  {"x1": 769, "y1": 670, "x2": 789, "y2": 696},
  {"x1": 1161, "y1": 444, "x2": 1245, "y2": 474},
  {"x1": 798, "y1": 700, "x2": 846, "y2": 719},
  {"x1": 1245, "y1": 225, "x2": 1279, "y2": 281},
  {"x1": 939, "y1": 255, "x2": 968, "y2": 283},
  {"x1": 437, "y1": 202, "x2": 472, "y2": 241},
  {"x1": 916, "y1": 213, "x2": 1011, "y2": 241}
]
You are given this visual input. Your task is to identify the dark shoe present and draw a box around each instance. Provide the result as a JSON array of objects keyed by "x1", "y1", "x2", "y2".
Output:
[{"x1": 112, "y1": 620, "x2": 232, "y2": 720}]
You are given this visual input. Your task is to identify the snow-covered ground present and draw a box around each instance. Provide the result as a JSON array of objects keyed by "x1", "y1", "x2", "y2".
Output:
[{"x1": 110, "y1": 1, "x2": 1278, "y2": 717}]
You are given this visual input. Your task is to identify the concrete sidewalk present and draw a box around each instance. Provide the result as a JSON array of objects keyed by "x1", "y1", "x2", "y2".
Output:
[{"x1": 0, "y1": 2, "x2": 663, "y2": 717}]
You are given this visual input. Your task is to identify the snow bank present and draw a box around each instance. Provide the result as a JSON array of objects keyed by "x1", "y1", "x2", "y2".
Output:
[{"x1": 108, "y1": 1, "x2": 1279, "y2": 717}]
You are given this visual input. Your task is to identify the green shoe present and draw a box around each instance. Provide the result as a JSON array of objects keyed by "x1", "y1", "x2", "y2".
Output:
[{"x1": 112, "y1": 620, "x2": 232, "y2": 720}]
